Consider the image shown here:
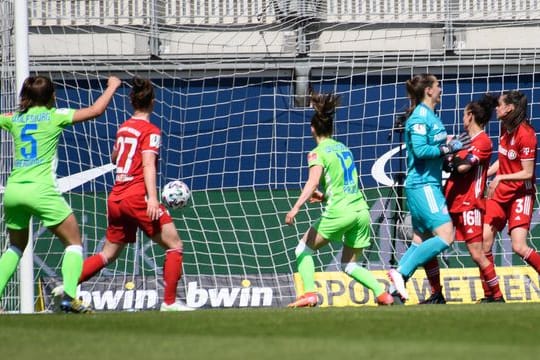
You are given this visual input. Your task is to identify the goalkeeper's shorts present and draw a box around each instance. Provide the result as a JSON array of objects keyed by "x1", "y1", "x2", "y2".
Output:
[{"x1": 406, "y1": 184, "x2": 451, "y2": 234}]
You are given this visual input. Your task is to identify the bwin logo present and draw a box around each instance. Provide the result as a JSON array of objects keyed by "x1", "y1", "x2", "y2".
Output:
[
  {"x1": 186, "y1": 281, "x2": 273, "y2": 308},
  {"x1": 79, "y1": 289, "x2": 159, "y2": 310}
]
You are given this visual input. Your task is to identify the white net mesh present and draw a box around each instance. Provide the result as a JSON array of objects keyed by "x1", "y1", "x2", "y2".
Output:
[{"x1": 1, "y1": 0, "x2": 540, "y2": 311}]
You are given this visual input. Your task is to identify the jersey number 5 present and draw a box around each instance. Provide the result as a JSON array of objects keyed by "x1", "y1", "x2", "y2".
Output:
[{"x1": 21, "y1": 124, "x2": 38, "y2": 159}]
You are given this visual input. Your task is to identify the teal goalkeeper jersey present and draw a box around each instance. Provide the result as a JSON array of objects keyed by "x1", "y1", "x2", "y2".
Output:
[
  {"x1": 404, "y1": 102, "x2": 447, "y2": 188},
  {"x1": 0, "y1": 106, "x2": 75, "y2": 186},
  {"x1": 307, "y1": 138, "x2": 368, "y2": 214}
]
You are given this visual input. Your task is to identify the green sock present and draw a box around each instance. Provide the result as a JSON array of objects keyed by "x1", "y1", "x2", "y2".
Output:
[
  {"x1": 297, "y1": 251, "x2": 316, "y2": 293},
  {"x1": 62, "y1": 246, "x2": 83, "y2": 299},
  {"x1": 0, "y1": 248, "x2": 22, "y2": 298},
  {"x1": 347, "y1": 265, "x2": 384, "y2": 297}
]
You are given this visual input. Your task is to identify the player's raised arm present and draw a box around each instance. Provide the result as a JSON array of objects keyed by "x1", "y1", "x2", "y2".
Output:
[{"x1": 72, "y1": 76, "x2": 121, "y2": 123}]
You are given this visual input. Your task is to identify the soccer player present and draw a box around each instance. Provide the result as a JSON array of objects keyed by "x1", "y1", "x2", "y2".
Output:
[
  {"x1": 0, "y1": 75, "x2": 121, "y2": 313},
  {"x1": 426, "y1": 94, "x2": 503, "y2": 304},
  {"x1": 285, "y1": 92, "x2": 394, "y2": 307},
  {"x1": 387, "y1": 73, "x2": 470, "y2": 300},
  {"x1": 73, "y1": 76, "x2": 193, "y2": 311},
  {"x1": 481, "y1": 90, "x2": 540, "y2": 300}
]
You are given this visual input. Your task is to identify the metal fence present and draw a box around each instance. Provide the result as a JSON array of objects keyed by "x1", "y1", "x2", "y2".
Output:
[{"x1": 28, "y1": 0, "x2": 540, "y2": 26}]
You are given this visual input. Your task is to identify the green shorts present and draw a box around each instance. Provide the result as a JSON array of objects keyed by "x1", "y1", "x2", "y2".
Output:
[
  {"x1": 313, "y1": 208, "x2": 371, "y2": 249},
  {"x1": 3, "y1": 182, "x2": 72, "y2": 230}
]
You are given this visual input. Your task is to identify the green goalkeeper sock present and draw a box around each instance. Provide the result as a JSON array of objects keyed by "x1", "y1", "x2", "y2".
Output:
[
  {"x1": 296, "y1": 245, "x2": 316, "y2": 293},
  {"x1": 62, "y1": 245, "x2": 83, "y2": 299},
  {"x1": 343, "y1": 262, "x2": 384, "y2": 297},
  {"x1": 0, "y1": 247, "x2": 22, "y2": 298}
]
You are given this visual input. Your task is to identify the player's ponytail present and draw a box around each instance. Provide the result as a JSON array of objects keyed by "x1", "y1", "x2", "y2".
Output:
[
  {"x1": 467, "y1": 93, "x2": 497, "y2": 128},
  {"x1": 499, "y1": 90, "x2": 528, "y2": 131},
  {"x1": 130, "y1": 76, "x2": 154, "y2": 111},
  {"x1": 310, "y1": 92, "x2": 340, "y2": 137},
  {"x1": 18, "y1": 75, "x2": 55, "y2": 113},
  {"x1": 405, "y1": 73, "x2": 437, "y2": 118}
]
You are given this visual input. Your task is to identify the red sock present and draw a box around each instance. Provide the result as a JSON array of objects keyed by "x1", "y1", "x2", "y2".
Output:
[
  {"x1": 523, "y1": 248, "x2": 540, "y2": 274},
  {"x1": 79, "y1": 253, "x2": 108, "y2": 283},
  {"x1": 163, "y1": 249, "x2": 183, "y2": 305},
  {"x1": 478, "y1": 268, "x2": 492, "y2": 298},
  {"x1": 480, "y1": 263, "x2": 502, "y2": 299},
  {"x1": 423, "y1": 257, "x2": 442, "y2": 294}
]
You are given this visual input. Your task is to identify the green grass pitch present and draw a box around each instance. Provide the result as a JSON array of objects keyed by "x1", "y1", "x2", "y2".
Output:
[{"x1": 1, "y1": 304, "x2": 539, "y2": 360}]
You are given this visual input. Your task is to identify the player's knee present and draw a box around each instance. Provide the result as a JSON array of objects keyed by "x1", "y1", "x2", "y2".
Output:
[
  {"x1": 341, "y1": 262, "x2": 358, "y2": 275},
  {"x1": 512, "y1": 243, "x2": 529, "y2": 257},
  {"x1": 469, "y1": 251, "x2": 484, "y2": 265},
  {"x1": 295, "y1": 241, "x2": 313, "y2": 257}
]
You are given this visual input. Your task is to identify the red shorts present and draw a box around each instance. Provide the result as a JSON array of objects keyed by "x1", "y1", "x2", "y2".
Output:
[
  {"x1": 450, "y1": 209, "x2": 483, "y2": 243},
  {"x1": 485, "y1": 194, "x2": 535, "y2": 233},
  {"x1": 106, "y1": 195, "x2": 173, "y2": 244}
]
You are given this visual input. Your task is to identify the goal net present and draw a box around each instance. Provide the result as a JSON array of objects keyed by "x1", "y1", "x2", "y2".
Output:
[{"x1": 1, "y1": 0, "x2": 540, "y2": 311}]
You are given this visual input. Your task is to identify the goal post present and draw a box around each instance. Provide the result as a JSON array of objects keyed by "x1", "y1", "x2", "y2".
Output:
[{"x1": 1, "y1": 0, "x2": 540, "y2": 311}]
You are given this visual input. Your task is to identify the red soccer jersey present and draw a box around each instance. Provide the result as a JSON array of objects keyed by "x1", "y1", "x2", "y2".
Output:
[
  {"x1": 445, "y1": 131, "x2": 492, "y2": 213},
  {"x1": 493, "y1": 122, "x2": 537, "y2": 202},
  {"x1": 109, "y1": 118, "x2": 161, "y2": 201}
]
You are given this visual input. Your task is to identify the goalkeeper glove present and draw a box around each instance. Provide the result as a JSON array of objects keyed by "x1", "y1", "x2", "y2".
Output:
[
  {"x1": 439, "y1": 132, "x2": 471, "y2": 156},
  {"x1": 442, "y1": 156, "x2": 455, "y2": 173}
]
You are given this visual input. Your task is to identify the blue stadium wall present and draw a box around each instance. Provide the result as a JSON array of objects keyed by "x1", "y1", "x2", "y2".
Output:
[{"x1": 54, "y1": 74, "x2": 540, "y2": 191}]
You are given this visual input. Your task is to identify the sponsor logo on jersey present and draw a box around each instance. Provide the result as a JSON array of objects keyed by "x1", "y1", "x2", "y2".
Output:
[
  {"x1": 55, "y1": 108, "x2": 71, "y2": 115},
  {"x1": 412, "y1": 123, "x2": 427, "y2": 135},
  {"x1": 150, "y1": 134, "x2": 161, "y2": 148},
  {"x1": 307, "y1": 152, "x2": 318, "y2": 162}
]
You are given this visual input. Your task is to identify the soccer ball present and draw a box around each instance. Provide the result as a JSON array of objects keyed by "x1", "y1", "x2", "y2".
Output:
[{"x1": 161, "y1": 180, "x2": 191, "y2": 209}]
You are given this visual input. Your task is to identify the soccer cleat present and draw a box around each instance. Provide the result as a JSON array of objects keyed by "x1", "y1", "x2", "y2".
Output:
[
  {"x1": 387, "y1": 269, "x2": 409, "y2": 300},
  {"x1": 287, "y1": 292, "x2": 318, "y2": 308},
  {"x1": 51, "y1": 284, "x2": 65, "y2": 313},
  {"x1": 376, "y1": 292, "x2": 394, "y2": 306},
  {"x1": 60, "y1": 297, "x2": 93, "y2": 314},
  {"x1": 160, "y1": 301, "x2": 196, "y2": 312},
  {"x1": 419, "y1": 291, "x2": 446, "y2": 305},
  {"x1": 476, "y1": 296, "x2": 505, "y2": 304},
  {"x1": 388, "y1": 284, "x2": 405, "y2": 305}
]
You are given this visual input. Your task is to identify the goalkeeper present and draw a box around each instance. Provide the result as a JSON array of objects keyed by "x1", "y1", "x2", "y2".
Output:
[
  {"x1": 0, "y1": 75, "x2": 121, "y2": 313},
  {"x1": 388, "y1": 73, "x2": 471, "y2": 300},
  {"x1": 285, "y1": 92, "x2": 394, "y2": 307}
]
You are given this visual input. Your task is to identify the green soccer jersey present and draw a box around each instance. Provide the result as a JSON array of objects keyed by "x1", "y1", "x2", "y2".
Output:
[
  {"x1": 0, "y1": 106, "x2": 75, "y2": 186},
  {"x1": 307, "y1": 138, "x2": 368, "y2": 215}
]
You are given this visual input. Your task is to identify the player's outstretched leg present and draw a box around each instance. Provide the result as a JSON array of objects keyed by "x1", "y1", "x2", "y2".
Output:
[
  {"x1": 342, "y1": 262, "x2": 393, "y2": 306},
  {"x1": 288, "y1": 241, "x2": 319, "y2": 308}
]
